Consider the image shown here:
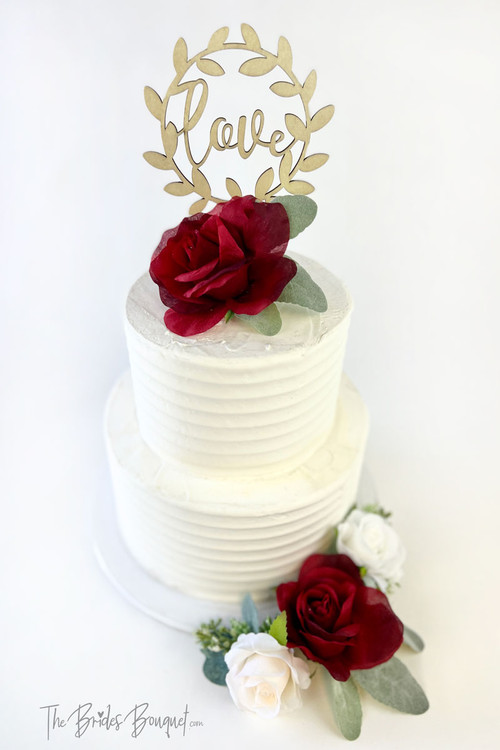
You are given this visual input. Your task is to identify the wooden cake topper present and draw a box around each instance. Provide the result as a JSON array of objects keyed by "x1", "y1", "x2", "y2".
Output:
[{"x1": 144, "y1": 24, "x2": 334, "y2": 215}]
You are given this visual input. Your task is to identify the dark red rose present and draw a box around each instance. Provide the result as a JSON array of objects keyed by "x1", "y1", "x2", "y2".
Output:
[
  {"x1": 149, "y1": 195, "x2": 296, "y2": 336},
  {"x1": 276, "y1": 554, "x2": 403, "y2": 682}
]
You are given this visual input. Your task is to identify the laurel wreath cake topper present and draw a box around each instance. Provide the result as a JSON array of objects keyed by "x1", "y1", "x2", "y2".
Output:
[{"x1": 144, "y1": 24, "x2": 334, "y2": 215}]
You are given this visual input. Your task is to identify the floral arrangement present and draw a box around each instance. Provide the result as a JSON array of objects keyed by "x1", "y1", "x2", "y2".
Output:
[
  {"x1": 196, "y1": 505, "x2": 428, "y2": 740},
  {"x1": 150, "y1": 195, "x2": 326, "y2": 336}
]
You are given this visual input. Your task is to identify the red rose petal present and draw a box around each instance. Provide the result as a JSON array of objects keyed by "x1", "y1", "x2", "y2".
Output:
[
  {"x1": 163, "y1": 306, "x2": 227, "y2": 336},
  {"x1": 216, "y1": 221, "x2": 246, "y2": 267},
  {"x1": 229, "y1": 256, "x2": 297, "y2": 315},
  {"x1": 276, "y1": 553, "x2": 404, "y2": 682},
  {"x1": 185, "y1": 264, "x2": 248, "y2": 301},
  {"x1": 175, "y1": 256, "x2": 219, "y2": 283}
]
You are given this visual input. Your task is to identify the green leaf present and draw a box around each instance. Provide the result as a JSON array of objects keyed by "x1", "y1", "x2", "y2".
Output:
[
  {"x1": 278, "y1": 261, "x2": 327, "y2": 313},
  {"x1": 202, "y1": 650, "x2": 228, "y2": 686},
  {"x1": 272, "y1": 195, "x2": 317, "y2": 239},
  {"x1": 323, "y1": 670, "x2": 362, "y2": 741},
  {"x1": 269, "y1": 611, "x2": 287, "y2": 646},
  {"x1": 403, "y1": 625, "x2": 425, "y2": 653},
  {"x1": 236, "y1": 304, "x2": 282, "y2": 336},
  {"x1": 352, "y1": 657, "x2": 429, "y2": 714},
  {"x1": 241, "y1": 594, "x2": 259, "y2": 632}
]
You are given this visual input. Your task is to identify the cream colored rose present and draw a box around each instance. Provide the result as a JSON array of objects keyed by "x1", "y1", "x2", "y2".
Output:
[
  {"x1": 337, "y1": 509, "x2": 406, "y2": 592},
  {"x1": 224, "y1": 632, "x2": 311, "y2": 718}
]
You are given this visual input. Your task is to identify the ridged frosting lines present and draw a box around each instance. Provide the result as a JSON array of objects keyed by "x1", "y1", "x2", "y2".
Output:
[
  {"x1": 105, "y1": 371, "x2": 368, "y2": 603},
  {"x1": 125, "y1": 258, "x2": 352, "y2": 477}
]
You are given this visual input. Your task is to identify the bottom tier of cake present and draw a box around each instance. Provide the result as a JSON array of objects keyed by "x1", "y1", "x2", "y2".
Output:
[{"x1": 105, "y1": 372, "x2": 369, "y2": 604}]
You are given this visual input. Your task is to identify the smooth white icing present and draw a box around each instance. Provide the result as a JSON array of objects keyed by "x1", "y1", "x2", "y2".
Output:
[
  {"x1": 105, "y1": 371, "x2": 369, "y2": 603},
  {"x1": 125, "y1": 253, "x2": 352, "y2": 477}
]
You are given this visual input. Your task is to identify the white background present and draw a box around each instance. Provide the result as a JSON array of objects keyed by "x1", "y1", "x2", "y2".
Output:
[{"x1": 1, "y1": 0, "x2": 499, "y2": 747}]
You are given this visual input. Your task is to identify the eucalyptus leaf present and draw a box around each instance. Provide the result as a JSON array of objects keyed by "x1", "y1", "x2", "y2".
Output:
[
  {"x1": 352, "y1": 657, "x2": 429, "y2": 715},
  {"x1": 278, "y1": 262, "x2": 327, "y2": 312},
  {"x1": 322, "y1": 670, "x2": 362, "y2": 741},
  {"x1": 272, "y1": 195, "x2": 318, "y2": 238},
  {"x1": 236, "y1": 304, "x2": 282, "y2": 336},
  {"x1": 241, "y1": 593, "x2": 260, "y2": 632},
  {"x1": 269, "y1": 611, "x2": 287, "y2": 646},
  {"x1": 403, "y1": 625, "x2": 425, "y2": 653},
  {"x1": 202, "y1": 650, "x2": 228, "y2": 686}
]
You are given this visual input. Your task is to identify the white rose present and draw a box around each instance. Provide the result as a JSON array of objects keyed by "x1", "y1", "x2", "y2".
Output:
[
  {"x1": 337, "y1": 509, "x2": 406, "y2": 592},
  {"x1": 224, "y1": 632, "x2": 311, "y2": 718}
]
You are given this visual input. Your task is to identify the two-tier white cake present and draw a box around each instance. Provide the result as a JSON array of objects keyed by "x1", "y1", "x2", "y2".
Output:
[{"x1": 105, "y1": 253, "x2": 369, "y2": 603}]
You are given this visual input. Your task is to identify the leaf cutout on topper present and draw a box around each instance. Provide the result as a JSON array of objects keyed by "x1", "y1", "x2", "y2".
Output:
[
  {"x1": 241, "y1": 23, "x2": 261, "y2": 50},
  {"x1": 239, "y1": 56, "x2": 277, "y2": 77},
  {"x1": 302, "y1": 70, "x2": 317, "y2": 103},
  {"x1": 278, "y1": 261, "x2": 327, "y2": 312},
  {"x1": 277, "y1": 36, "x2": 293, "y2": 68},
  {"x1": 270, "y1": 81, "x2": 298, "y2": 98},
  {"x1": 286, "y1": 180, "x2": 314, "y2": 195},
  {"x1": 197, "y1": 58, "x2": 225, "y2": 76},
  {"x1": 236, "y1": 303, "x2": 282, "y2": 336},
  {"x1": 300, "y1": 153, "x2": 329, "y2": 172},
  {"x1": 173, "y1": 37, "x2": 188, "y2": 75},
  {"x1": 226, "y1": 178, "x2": 242, "y2": 198},
  {"x1": 322, "y1": 671, "x2": 362, "y2": 742},
  {"x1": 192, "y1": 167, "x2": 211, "y2": 195},
  {"x1": 287, "y1": 179, "x2": 314, "y2": 195},
  {"x1": 285, "y1": 113, "x2": 308, "y2": 142},
  {"x1": 189, "y1": 197, "x2": 209, "y2": 215},
  {"x1": 207, "y1": 26, "x2": 229, "y2": 50},
  {"x1": 279, "y1": 151, "x2": 293, "y2": 186},
  {"x1": 164, "y1": 181, "x2": 193, "y2": 197},
  {"x1": 143, "y1": 151, "x2": 172, "y2": 170},
  {"x1": 163, "y1": 122, "x2": 178, "y2": 158},
  {"x1": 310, "y1": 104, "x2": 335, "y2": 132},
  {"x1": 352, "y1": 657, "x2": 429, "y2": 715},
  {"x1": 144, "y1": 86, "x2": 163, "y2": 121},
  {"x1": 254, "y1": 168, "x2": 274, "y2": 200}
]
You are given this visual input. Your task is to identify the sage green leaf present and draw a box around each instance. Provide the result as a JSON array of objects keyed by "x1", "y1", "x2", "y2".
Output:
[
  {"x1": 403, "y1": 625, "x2": 425, "y2": 653},
  {"x1": 352, "y1": 657, "x2": 429, "y2": 714},
  {"x1": 323, "y1": 671, "x2": 362, "y2": 741},
  {"x1": 236, "y1": 304, "x2": 282, "y2": 336},
  {"x1": 272, "y1": 195, "x2": 317, "y2": 238},
  {"x1": 278, "y1": 261, "x2": 327, "y2": 313},
  {"x1": 269, "y1": 611, "x2": 287, "y2": 646},
  {"x1": 202, "y1": 650, "x2": 228, "y2": 686},
  {"x1": 241, "y1": 593, "x2": 259, "y2": 632}
]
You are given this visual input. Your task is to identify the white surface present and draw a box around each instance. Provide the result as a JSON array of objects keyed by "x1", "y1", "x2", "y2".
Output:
[{"x1": 1, "y1": 1, "x2": 499, "y2": 748}]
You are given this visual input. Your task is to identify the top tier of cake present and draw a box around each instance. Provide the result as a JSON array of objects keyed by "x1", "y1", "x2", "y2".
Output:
[{"x1": 125, "y1": 253, "x2": 352, "y2": 478}]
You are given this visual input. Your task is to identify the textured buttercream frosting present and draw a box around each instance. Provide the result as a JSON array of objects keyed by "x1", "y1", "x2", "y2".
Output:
[
  {"x1": 105, "y1": 371, "x2": 368, "y2": 603},
  {"x1": 125, "y1": 253, "x2": 352, "y2": 477}
]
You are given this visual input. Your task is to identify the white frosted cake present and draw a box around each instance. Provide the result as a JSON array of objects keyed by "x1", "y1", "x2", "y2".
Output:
[{"x1": 105, "y1": 253, "x2": 369, "y2": 603}]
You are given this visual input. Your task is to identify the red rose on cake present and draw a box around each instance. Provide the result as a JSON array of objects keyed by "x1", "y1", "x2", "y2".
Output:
[
  {"x1": 149, "y1": 195, "x2": 296, "y2": 336},
  {"x1": 276, "y1": 554, "x2": 403, "y2": 682}
]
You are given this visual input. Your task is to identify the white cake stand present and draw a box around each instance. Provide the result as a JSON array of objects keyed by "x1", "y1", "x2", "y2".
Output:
[{"x1": 93, "y1": 467, "x2": 376, "y2": 633}]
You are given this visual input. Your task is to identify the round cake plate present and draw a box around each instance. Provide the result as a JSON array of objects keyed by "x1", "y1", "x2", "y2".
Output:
[{"x1": 93, "y1": 468, "x2": 376, "y2": 633}]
